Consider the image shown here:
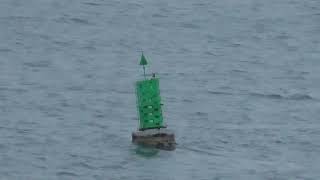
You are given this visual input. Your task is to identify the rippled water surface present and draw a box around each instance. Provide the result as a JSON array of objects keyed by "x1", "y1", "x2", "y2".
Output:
[{"x1": 0, "y1": 0, "x2": 320, "y2": 179}]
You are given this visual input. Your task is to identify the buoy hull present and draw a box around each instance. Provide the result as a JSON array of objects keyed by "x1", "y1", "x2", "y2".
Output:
[{"x1": 132, "y1": 128, "x2": 176, "y2": 151}]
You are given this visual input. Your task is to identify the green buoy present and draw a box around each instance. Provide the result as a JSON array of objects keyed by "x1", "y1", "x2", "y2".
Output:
[
  {"x1": 132, "y1": 53, "x2": 176, "y2": 150},
  {"x1": 136, "y1": 78, "x2": 164, "y2": 130},
  {"x1": 136, "y1": 53, "x2": 164, "y2": 130}
]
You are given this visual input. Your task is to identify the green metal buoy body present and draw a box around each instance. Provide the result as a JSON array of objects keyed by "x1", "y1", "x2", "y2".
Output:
[
  {"x1": 136, "y1": 53, "x2": 164, "y2": 130},
  {"x1": 132, "y1": 53, "x2": 176, "y2": 150}
]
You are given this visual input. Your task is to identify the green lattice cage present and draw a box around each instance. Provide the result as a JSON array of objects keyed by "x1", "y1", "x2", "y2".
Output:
[{"x1": 136, "y1": 78, "x2": 164, "y2": 130}]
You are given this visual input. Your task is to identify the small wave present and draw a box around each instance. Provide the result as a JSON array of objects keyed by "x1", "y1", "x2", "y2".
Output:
[
  {"x1": 152, "y1": 13, "x2": 167, "y2": 18},
  {"x1": 250, "y1": 93, "x2": 283, "y2": 99},
  {"x1": 192, "y1": 2, "x2": 207, "y2": 7},
  {"x1": 23, "y1": 61, "x2": 51, "y2": 68},
  {"x1": 196, "y1": 112, "x2": 208, "y2": 116},
  {"x1": 0, "y1": 87, "x2": 28, "y2": 93},
  {"x1": 288, "y1": 94, "x2": 313, "y2": 100},
  {"x1": 0, "y1": 48, "x2": 13, "y2": 52},
  {"x1": 276, "y1": 32, "x2": 291, "y2": 40},
  {"x1": 86, "y1": 122, "x2": 108, "y2": 129},
  {"x1": 250, "y1": 92, "x2": 314, "y2": 101},
  {"x1": 230, "y1": 43, "x2": 241, "y2": 47},
  {"x1": 56, "y1": 171, "x2": 79, "y2": 177},
  {"x1": 81, "y1": 45, "x2": 96, "y2": 51},
  {"x1": 274, "y1": 140, "x2": 284, "y2": 144},
  {"x1": 54, "y1": 17, "x2": 68, "y2": 23},
  {"x1": 204, "y1": 51, "x2": 216, "y2": 56},
  {"x1": 1, "y1": 16, "x2": 39, "y2": 21},
  {"x1": 66, "y1": 85, "x2": 84, "y2": 91},
  {"x1": 53, "y1": 40, "x2": 72, "y2": 47},
  {"x1": 55, "y1": 17, "x2": 92, "y2": 25},
  {"x1": 73, "y1": 162, "x2": 96, "y2": 170},
  {"x1": 94, "y1": 114, "x2": 106, "y2": 118},
  {"x1": 180, "y1": 22, "x2": 199, "y2": 29},
  {"x1": 231, "y1": 69, "x2": 247, "y2": 73},
  {"x1": 182, "y1": 99, "x2": 192, "y2": 103},
  {"x1": 16, "y1": 129, "x2": 32, "y2": 134},
  {"x1": 181, "y1": 145, "x2": 223, "y2": 157},
  {"x1": 207, "y1": 91, "x2": 233, "y2": 96},
  {"x1": 83, "y1": 2, "x2": 101, "y2": 6},
  {"x1": 70, "y1": 18, "x2": 91, "y2": 25}
]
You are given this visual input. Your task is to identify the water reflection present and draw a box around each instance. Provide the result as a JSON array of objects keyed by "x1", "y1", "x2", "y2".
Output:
[{"x1": 134, "y1": 145, "x2": 159, "y2": 158}]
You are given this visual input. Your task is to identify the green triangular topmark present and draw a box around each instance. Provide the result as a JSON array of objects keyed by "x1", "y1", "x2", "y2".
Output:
[{"x1": 139, "y1": 53, "x2": 148, "y2": 66}]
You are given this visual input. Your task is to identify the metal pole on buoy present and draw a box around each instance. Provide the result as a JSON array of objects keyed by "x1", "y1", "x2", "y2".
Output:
[
  {"x1": 132, "y1": 53, "x2": 176, "y2": 151},
  {"x1": 140, "y1": 52, "x2": 147, "y2": 80}
]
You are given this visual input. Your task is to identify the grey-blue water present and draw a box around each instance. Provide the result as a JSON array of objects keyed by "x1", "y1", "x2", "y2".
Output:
[{"x1": 0, "y1": 0, "x2": 319, "y2": 179}]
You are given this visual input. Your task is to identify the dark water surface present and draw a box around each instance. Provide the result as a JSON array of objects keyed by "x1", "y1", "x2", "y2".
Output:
[{"x1": 0, "y1": 0, "x2": 320, "y2": 179}]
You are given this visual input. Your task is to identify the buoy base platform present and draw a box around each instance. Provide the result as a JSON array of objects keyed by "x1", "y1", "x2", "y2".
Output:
[{"x1": 132, "y1": 128, "x2": 176, "y2": 151}]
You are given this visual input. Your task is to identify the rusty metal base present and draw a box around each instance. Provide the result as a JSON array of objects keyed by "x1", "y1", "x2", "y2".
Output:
[{"x1": 132, "y1": 128, "x2": 176, "y2": 151}]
